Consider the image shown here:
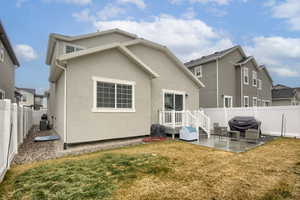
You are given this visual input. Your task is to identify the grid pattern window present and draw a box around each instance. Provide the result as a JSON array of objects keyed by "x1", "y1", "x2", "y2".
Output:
[
  {"x1": 0, "y1": 90, "x2": 5, "y2": 100},
  {"x1": 194, "y1": 66, "x2": 202, "y2": 78},
  {"x1": 93, "y1": 77, "x2": 135, "y2": 112},
  {"x1": 224, "y1": 96, "x2": 233, "y2": 108},
  {"x1": 116, "y1": 84, "x2": 132, "y2": 108},
  {"x1": 244, "y1": 96, "x2": 249, "y2": 107},
  {"x1": 97, "y1": 82, "x2": 115, "y2": 108},
  {"x1": 252, "y1": 71, "x2": 257, "y2": 87},
  {"x1": 0, "y1": 48, "x2": 4, "y2": 63},
  {"x1": 65, "y1": 45, "x2": 84, "y2": 54},
  {"x1": 243, "y1": 67, "x2": 249, "y2": 85},
  {"x1": 253, "y1": 97, "x2": 258, "y2": 107}
]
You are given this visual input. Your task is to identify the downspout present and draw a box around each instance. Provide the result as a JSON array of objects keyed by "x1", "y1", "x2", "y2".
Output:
[
  {"x1": 216, "y1": 57, "x2": 219, "y2": 108},
  {"x1": 55, "y1": 60, "x2": 67, "y2": 149},
  {"x1": 241, "y1": 65, "x2": 243, "y2": 107}
]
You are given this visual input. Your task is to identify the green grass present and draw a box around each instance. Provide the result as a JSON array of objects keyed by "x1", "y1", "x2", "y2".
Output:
[{"x1": 8, "y1": 153, "x2": 170, "y2": 200}]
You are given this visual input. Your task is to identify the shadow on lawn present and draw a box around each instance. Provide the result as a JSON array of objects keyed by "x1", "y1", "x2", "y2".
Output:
[{"x1": 5, "y1": 153, "x2": 170, "y2": 200}]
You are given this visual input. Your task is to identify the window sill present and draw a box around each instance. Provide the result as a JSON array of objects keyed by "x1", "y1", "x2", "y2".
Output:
[{"x1": 92, "y1": 108, "x2": 136, "y2": 113}]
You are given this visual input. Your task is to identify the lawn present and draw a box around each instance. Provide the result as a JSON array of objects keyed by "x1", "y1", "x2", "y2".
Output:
[{"x1": 0, "y1": 138, "x2": 300, "y2": 200}]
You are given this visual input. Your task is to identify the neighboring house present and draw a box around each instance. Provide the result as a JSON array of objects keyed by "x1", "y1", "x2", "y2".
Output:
[
  {"x1": 34, "y1": 94, "x2": 47, "y2": 110},
  {"x1": 45, "y1": 29, "x2": 204, "y2": 146},
  {"x1": 185, "y1": 46, "x2": 273, "y2": 108},
  {"x1": 17, "y1": 88, "x2": 35, "y2": 108},
  {"x1": 0, "y1": 21, "x2": 20, "y2": 101},
  {"x1": 272, "y1": 85, "x2": 300, "y2": 106}
]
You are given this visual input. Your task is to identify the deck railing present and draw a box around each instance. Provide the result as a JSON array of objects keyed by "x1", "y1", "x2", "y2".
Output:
[{"x1": 159, "y1": 110, "x2": 211, "y2": 138}]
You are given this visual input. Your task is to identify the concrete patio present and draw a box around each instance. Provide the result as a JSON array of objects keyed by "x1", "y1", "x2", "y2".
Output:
[{"x1": 190, "y1": 134, "x2": 276, "y2": 152}]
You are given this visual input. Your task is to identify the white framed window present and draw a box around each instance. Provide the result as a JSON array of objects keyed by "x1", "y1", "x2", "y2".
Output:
[
  {"x1": 0, "y1": 89, "x2": 5, "y2": 100},
  {"x1": 258, "y1": 79, "x2": 262, "y2": 90},
  {"x1": 223, "y1": 95, "x2": 233, "y2": 108},
  {"x1": 0, "y1": 48, "x2": 4, "y2": 63},
  {"x1": 244, "y1": 96, "x2": 249, "y2": 107},
  {"x1": 92, "y1": 76, "x2": 135, "y2": 112},
  {"x1": 253, "y1": 97, "x2": 258, "y2": 107},
  {"x1": 258, "y1": 99, "x2": 261, "y2": 106},
  {"x1": 262, "y1": 100, "x2": 271, "y2": 107},
  {"x1": 194, "y1": 65, "x2": 202, "y2": 78},
  {"x1": 243, "y1": 67, "x2": 249, "y2": 85},
  {"x1": 64, "y1": 43, "x2": 85, "y2": 54},
  {"x1": 162, "y1": 89, "x2": 185, "y2": 111},
  {"x1": 252, "y1": 71, "x2": 257, "y2": 87}
]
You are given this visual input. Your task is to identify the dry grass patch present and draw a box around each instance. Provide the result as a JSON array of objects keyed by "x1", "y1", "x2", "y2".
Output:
[{"x1": 0, "y1": 138, "x2": 300, "y2": 200}]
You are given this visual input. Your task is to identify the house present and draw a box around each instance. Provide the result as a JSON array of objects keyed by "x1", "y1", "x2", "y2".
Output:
[
  {"x1": 0, "y1": 21, "x2": 20, "y2": 101},
  {"x1": 45, "y1": 29, "x2": 205, "y2": 147},
  {"x1": 34, "y1": 94, "x2": 47, "y2": 110},
  {"x1": 185, "y1": 46, "x2": 273, "y2": 108},
  {"x1": 17, "y1": 88, "x2": 35, "y2": 108},
  {"x1": 272, "y1": 85, "x2": 300, "y2": 106}
]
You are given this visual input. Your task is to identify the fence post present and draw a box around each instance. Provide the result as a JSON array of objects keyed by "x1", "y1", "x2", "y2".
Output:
[
  {"x1": 2, "y1": 100, "x2": 11, "y2": 169},
  {"x1": 12, "y1": 103, "x2": 18, "y2": 154}
]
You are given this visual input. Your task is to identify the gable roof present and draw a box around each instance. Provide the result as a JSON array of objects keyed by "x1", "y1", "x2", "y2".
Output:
[
  {"x1": 272, "y1": 88, "x2": 296, "y2": 99},
  {"x1": 259, "y1": 65, "x2": 273, "y2": 83},
  {"x1": 56, "y1": 42, "x2": 159, "y2": 80},
  {"x1": 185, "y1": 45, "x2": 246, "y2": 68},
  {"x1": 123, "y1": 39, "x2": 205, "y2": 88},
  {"x1": 0, "y1": 21, "x2": 20, "y2": 66},
  {"x1": 46, "y1": 29, "x2": 138, "y2": 65},
  {"x1": 17, "y1": 87, "x2": 36, "y2": 95}
]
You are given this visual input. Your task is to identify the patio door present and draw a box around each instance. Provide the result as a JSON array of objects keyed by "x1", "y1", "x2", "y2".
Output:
[{"x1": 163, "y1": 91, "x2": 185, "y2": 111}]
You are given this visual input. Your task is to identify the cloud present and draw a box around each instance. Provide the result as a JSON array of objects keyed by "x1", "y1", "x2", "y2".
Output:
[
  {"x1": 269, "y1": 67, "x2": 299, "y2": 77},
  {"x1": 96, "y1": 4, "x2": 125, "y2": 20},
  {"x1": 118, "y1": 0, "x2": 146, "y2": 9},
  {"x1": 169, "y1": 0, "x2": 231, "y2": 5},
  {"x1": 268, "y1": 0, "x2": 300, "y2": 31},
  {"x1": 15, "y1": 44, "x2": 38, "y2": 61},
  {"x1": 245, "y1": 36, "x2": 300, "y2": 77},
  {"x1": 181, "y1": 7, "x2": 197, "y2": 19},
  {"x1": 72, "y1": 9, "x2": 95, "y2": 22},
  {"x1": 93, "y1": 14, "x2": 234, "y2": 61}
]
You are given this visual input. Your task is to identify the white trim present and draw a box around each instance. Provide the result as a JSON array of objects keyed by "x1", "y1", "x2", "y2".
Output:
[
  {"x1": 162, "y1": 89, "x2": 186, "y2": 111},
  {"x1": 92, "y1": 76, "x2": 136, "y2": 113},
  {"x1": 241, "y1": 67, "x2": 243, "y2": 106},
  {"x1": 253, "y1": 97, "x2": 258, "y2": 107},
  {"x1": 243, "y1": 67, "x2": 249, "y2": 85},
  {"x1": 194, "y1": 65, "x2": 202, "y2": 78},
  {"x1": 0, "y1": 89, "x2": 5, "y2": 99},
  {"x1": 252, "y1": 71, "x2": 257, "y2": 87},
  {"x1": 223, "y1": 95, "x2": 233, "y2": 108},
  {"x1": 244, "y1": 96, "x2": 249, "y2": 107},
  {"x1": 258, "y1": 79, "x2": 262, "y2": 90}
]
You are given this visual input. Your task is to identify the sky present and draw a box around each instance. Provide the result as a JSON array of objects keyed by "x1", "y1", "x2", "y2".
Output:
[{"x1": 1, "y1": 0, "x2": 300, "y2": 93}]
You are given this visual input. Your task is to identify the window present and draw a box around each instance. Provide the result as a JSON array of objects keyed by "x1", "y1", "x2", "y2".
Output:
[
  {"x1": 92, "y1": 77, "x2": 135, "y2": 112},
  {"x1": 258, "y1": 79, "x2": 262, "y2": 90},
  {"x1": 243, "y1": 67, "x2": 249, "y2": 85},
  {"x1": 163, "y1": 90, "x2": 185, "y2": 111},
  {"x1": 244, "y1": 96, "x2": 249, "y2": 107},
  {"x1": 252, "y1": 71, "x2": 257, "y2": 87},
  {"x1": 262, "y1": 100, "x2": 271, "y2": 107},
  {"x1": 253, "y1": 97, "x2": 258, "y2": 107},
  {"x1": 22, "y1": 95, "x2": 27, "y2": 102},
  {"x1": 0, "y1": 48, "x2": 4, "y2": 63},
  {"x1": 258, "y1": 99, "x2": 261, "y2": 107},
  {"x1": 194, "y1": 66, "x2": 202, "y2": 78},
  {"x1": 0, "y1": 89, "x2": 5, "y2": 100},
  {"x1": 223, "y1": 96, "x2": 233, "y2": 108},
  {"x1": 65, "y1": 44, "x2": 84, "y2": 54}
]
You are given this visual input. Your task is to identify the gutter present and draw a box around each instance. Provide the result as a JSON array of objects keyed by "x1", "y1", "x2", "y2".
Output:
[
  {"x1": 55, "y1": 60, "x2": 68, "y2": 149},
  {"x1": 216, "y1": 57, "x2": 219, "y2": 108}
]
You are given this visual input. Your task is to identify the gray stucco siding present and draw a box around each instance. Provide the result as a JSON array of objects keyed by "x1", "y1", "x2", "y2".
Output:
[
  {"x1": 0, "y1": 39, "x2": 15, "y2": 102},
  {"x1": 66, "y1": 48, "x2": 152, "y2": 144},
  {"x1": 127, "y1": 44, "x2": 200, "y2": 122}
]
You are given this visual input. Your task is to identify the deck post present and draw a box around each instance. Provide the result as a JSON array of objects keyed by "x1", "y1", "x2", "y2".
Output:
[{"x1": 172, "y1": 110, "x2": 175, "y2": 139}]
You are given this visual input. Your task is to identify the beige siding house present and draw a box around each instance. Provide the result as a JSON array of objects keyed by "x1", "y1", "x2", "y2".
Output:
[
  {"x1": 0, "y1": 22, "x2": 20, "y2": 101},
  {"x1": 46, "y1": 29, "x2": 205, "y2": 146},
  {"x1": 185, "y1": 46, "x2": 273, "y2": 108}
]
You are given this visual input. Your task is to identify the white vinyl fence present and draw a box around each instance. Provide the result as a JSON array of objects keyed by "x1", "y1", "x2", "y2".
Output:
[
  {"x1": 203, "y1": 106, "x2": 300, "y2": 138},
  {"x1": 0, "y1": 99, "x2": 34, "y2": 182}
]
